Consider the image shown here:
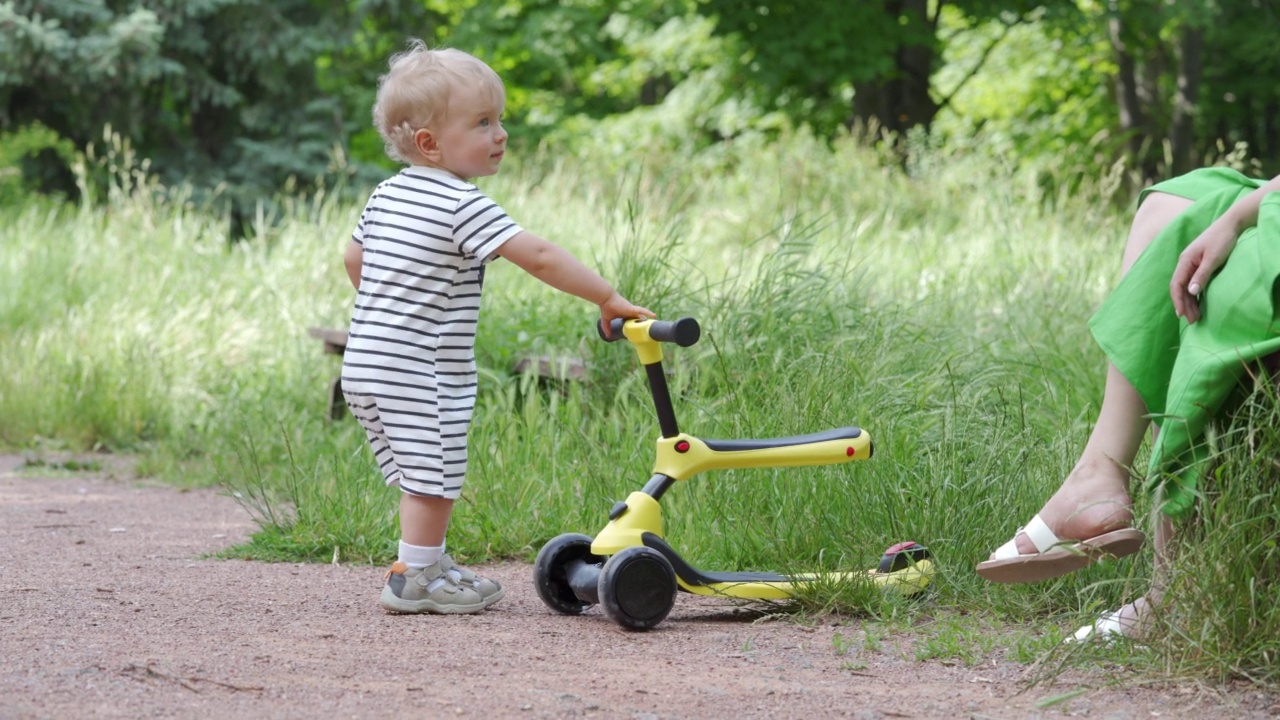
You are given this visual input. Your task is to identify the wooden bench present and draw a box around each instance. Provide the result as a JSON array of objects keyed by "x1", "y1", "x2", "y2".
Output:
[
  {"x1": 308, "y1": 327, "x2": 351, "y2": 420},
  {"x1": 309, "y1": 327, "x2": 587, "y2": 420}
]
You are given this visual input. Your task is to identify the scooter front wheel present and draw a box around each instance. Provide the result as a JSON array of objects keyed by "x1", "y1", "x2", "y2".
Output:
[
  {"x1": 534, "y1": 533, "x2": 602, "y2": 615},
  {"x1": 598, "y1": 546, "x2": 677, "y2": 630}
]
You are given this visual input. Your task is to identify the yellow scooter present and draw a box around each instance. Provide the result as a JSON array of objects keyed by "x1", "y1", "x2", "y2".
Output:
[{"x1": 533, "y1": 317, "x2": 933, "y2": 630}]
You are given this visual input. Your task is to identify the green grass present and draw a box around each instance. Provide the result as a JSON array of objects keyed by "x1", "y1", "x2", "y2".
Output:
[{"x1": 3, "y1": 133, "x2": 1277, "y2": 688}]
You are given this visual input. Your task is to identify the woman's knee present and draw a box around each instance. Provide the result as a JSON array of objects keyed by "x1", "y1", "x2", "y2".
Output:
[
  {"x1": 1123, "y1": 191, "x2": 1194, "y2": 272},
  {"x1": 1132, "y1": 192, "x2": 1193, "y2": 238}
]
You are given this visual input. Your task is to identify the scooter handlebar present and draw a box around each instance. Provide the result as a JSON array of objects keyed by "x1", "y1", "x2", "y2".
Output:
[{"x1": 598, "y1": 317, "x2": 701, "y2": 347}]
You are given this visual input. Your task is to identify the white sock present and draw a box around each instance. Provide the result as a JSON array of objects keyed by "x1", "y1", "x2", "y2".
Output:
[{"x1": 398, "y1": 541, "x2": 443, "y2": 570}]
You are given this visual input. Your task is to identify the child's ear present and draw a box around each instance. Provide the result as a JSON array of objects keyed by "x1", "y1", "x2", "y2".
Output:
[{"x1": 413, "y1": 128, "x2": 441, "y2": 162}]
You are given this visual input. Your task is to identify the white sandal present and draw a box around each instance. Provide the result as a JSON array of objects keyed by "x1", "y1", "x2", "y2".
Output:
[
  {"x1": 975, "y1": 514, "x2": 1145, "y2": 584},
  {"x1": 1066, "y1": 608, "x2": 1131, "y2": 644}
]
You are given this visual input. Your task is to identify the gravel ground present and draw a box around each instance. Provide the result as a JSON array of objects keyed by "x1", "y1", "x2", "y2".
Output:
[{"x1": 2, "y1": 454, "x2": 1277, "y2": 719}]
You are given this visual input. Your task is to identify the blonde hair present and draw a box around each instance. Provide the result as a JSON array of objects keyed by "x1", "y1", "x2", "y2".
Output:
[{"x1": 372, "y1": 40, "x2": 506, "y2": 164}]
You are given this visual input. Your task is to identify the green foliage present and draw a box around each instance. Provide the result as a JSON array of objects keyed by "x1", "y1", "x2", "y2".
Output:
[
  {"x1": 442, "y1": 0, "x2": 744, "y2": 147},
  {"x1": 5, "y1": 0, "x2": 1280, "y2": 208},
  {"x1": 0, "y1": 121, "x2": 75, "y2": 203},
  {"x1": 702, "y1": 0, "x2": 913, "y2": 133},
  {"x1": 702, "y1": 0, "x2": 1081, "y2": 139},
  {"x1": 1198, "y1": 0, "x2": 1280, "y2": 166},
  {"x1": 1024, "y1": 0, "x2": 1280, "y2": 177},
  {"x1": 932, "y1": 7, "x2": 1122, "y2": 188},
  {"x1": 218, "y1": 424, "x2": 395, "y2": 565},
  {"x1": 314, "y1": 0, "x2": 454, "y2": 169},
  {"x1": 0, "y1": 0, "x2": 415, "y2": 210}
]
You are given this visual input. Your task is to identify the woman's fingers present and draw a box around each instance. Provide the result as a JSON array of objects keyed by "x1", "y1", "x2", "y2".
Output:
[{"x1": 1171, "y1": 249, "x2": 1203, "y2": 322}]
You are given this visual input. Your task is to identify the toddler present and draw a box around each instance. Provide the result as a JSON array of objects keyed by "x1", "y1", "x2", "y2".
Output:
[{"x1": 341, "y1": 40, "x2": 653, "y2": 614}]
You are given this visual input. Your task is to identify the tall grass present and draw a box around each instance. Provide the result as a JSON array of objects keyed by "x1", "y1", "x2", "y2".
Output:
[
  {"x1": 3, "y1": 132, "x2": 1276, "y2": 685},
  {"x1": 1138, "y1": 381, "x2": 1280, "y2": 685}
]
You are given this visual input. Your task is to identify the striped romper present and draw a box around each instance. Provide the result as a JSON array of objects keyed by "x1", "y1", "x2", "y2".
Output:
[{"x1": 341, "y1": 165, "x2": 522, "y2": 499}]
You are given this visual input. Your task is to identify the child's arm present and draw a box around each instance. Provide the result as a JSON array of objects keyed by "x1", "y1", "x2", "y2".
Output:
[
  {"x1": 344, "y1": 239, "x2": 363, "y2": 290},
  {"x1": 1171, "y1": 173, "x2": 1280, "y2": 323},
  {"x1": 496, "y1": 231, "x2": 654, "y2": 333}
]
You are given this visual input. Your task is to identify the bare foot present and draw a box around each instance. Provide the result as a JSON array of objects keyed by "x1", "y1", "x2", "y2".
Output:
[
  {"x1": 1070, "y1": 594, "x2": 1158, "y2": 643},
  {"x1": 1114, "y1": 596, "x2": 1154, "y2": 637},
  {"x1": 998, "y1": 456, "x2": 1134, "y2": 560}
]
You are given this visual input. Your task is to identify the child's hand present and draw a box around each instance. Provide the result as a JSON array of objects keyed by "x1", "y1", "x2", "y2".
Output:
[{"x1": 599, "y1": 292, "x2": 655, "y2": 338}]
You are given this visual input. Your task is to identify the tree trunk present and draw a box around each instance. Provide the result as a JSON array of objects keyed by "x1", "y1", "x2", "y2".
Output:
[
  {"x1": 1169, "y1": 25, "x2": 1203, "y2": 177},
  {"x1": 1264, "y1": 100, "x2": 1278, "y2": 161},
  {"x1": 1108, "y1": 2, "x2": 1152, "y2": 178},
  {"x1": 849, "y1": 0, "x2": 939, "y2": 143}
]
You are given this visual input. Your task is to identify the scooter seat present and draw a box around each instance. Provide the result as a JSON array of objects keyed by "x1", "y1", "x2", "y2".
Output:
[{"x1": 701, "y1": 426, "x2": 862, "y2": 452}]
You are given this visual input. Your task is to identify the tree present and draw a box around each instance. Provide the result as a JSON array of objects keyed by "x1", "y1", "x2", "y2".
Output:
[
  {"x1": 0, "y1": 0, "x2": 441, "y2": 212},
  {"x1": 701, "y1": 0, "x2": 1078, "y2": 142},
  {"x1": 1196, "y1": 0, "x2": 1280, "y2": 171},
  {"x1": 1097, "y1": 0, "x2": 1202, "y2": 180},
  {"x1": 441, "y1": 0, "x2": 709, "y2": 140},
  {"x1": 1078, "y1": 0, "x2": 1278, "y2": 181}
]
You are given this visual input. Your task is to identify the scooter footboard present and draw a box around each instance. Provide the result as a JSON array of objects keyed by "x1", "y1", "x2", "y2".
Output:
[{"x1": 639, "y1": 533, "x2": 932, "y2": 600}]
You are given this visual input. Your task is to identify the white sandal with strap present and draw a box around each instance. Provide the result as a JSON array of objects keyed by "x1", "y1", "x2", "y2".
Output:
[
  {"x1": 975, "y1": 514, "x2": 1145, "y2": 584},
  {"x1": 1066, "y1": 608, "x2": 1129, "y2": 644}
]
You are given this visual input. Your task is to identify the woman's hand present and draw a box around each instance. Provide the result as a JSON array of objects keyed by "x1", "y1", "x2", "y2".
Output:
[{"x1": 1170, "y1": 221, "x2": 1240, "y2": 324}]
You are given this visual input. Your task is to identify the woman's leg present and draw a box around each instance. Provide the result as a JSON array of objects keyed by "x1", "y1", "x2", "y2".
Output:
[
  {"x1": 1123, "y1": 508, "x2": 1175, "y2": 631},
  {"x1": 995, "y1": 191, "x2": 1195, "y2": 558},
  {"x1": 1071, "y1": 491, "x2": 1176, "y2": 641}
]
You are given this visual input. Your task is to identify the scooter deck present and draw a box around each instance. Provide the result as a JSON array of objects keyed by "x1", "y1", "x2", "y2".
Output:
[{"x1": 640, "y1": 533, "x2": 932, "y2": 600}]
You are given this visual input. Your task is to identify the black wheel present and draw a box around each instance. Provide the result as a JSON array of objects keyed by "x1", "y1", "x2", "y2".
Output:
[
  {"x1": 598, "y1": 546, "x2": 677, "y2": 630},
  {"x1": 877, "y1": 541, "x2": 931, "y2": 574},
  {"x1": 534, "y1": 533, "x2": 602, "y2": 615}
]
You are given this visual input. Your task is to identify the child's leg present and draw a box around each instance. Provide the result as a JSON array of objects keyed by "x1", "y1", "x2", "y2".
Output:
[
  {"x1": 399, "y1": 492, "x2": 453, "y2": 548},
  {"x1": 347, "y1": 392, "x2": 502, "y2": 612},
  {"x1": 380, "y1": 492, "x2": 486, "y2": 615},
  {"x1": 386, "y1": 491, "x2": 504, "y2": 611}
]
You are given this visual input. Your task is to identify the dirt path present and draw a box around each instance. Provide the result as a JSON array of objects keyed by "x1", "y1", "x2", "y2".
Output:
[{"x1": 2, "y1": 455, "x2": 1277, "y2": 719}]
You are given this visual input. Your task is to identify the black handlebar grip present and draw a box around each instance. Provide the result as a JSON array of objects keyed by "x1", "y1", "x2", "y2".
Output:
[
  {"x1": 595, "y1": 317, "x2": 701, "y2": 346},
  {"x1": 650, "y1": 317, "x2": 701, "y2": 347},
  {"x1": 597, "y1": 318, "x2": 627, "y2": 342}
]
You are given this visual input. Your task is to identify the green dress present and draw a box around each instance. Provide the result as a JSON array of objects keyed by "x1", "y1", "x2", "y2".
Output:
[{"x1": 1089, "y1": 167, "x2": 1280, "y2": 518}]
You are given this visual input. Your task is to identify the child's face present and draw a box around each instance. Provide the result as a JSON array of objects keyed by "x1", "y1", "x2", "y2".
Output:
[{"x1": 428, "y1": 85, "x2": 507, "y2": 180}]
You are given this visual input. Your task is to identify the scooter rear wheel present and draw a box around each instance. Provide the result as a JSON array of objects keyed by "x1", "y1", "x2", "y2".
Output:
[
  {"x1": 877, "y1": 541, "x2": 931, "y2": 573},
  {"x1": 598, "y1": 546, "x2": 677, "y2": 630},
  {"x1": 534, "y1": 533, "x2": 601, "y2": 615}
]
